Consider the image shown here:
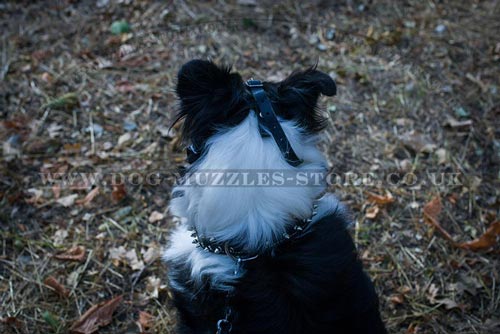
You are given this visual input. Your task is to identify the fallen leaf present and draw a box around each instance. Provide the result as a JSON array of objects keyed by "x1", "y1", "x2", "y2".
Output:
[
  {"x1": 118, "y1": 132, "x2": 132, "y2": 146},
  {"x1": 54, "y1": 246, "x2": 87, "y2": 262},
  {"x1": 423, "y1": 196, "x2": 454, "y2": 242},
  {"x1": 406, "y1": 323, "x2": 420, "y2": 334},
  {"x1": 109, "y1": 247, "x2": 145, "y2": 271},
  {"x1": 145, "y1": 276, "x2": 166, "y2": 299},
  {"x1": 389, "y1": 294, "x2": 405, "y2": 305},
  {"x1": 365, "y1": 191, "x2": 395, "y2": 205},
  {"x1": 42, "y1": 311, "x2": 60, "y2": 331},
  {"x1": 0, "y1": 317, "x2": 24, "y2": 329},
  {"x1": 70, "y1": 295, "x2": 122, "y2": 334},
  {"x1": 458, "y1": 221, "x2": 500, "y2": 251},
  {"x1": 76, "y1": 187, "x2": 100, "y2": 206},
  {"x1": 111, "y1": 184, "x2": 127, "y2": 202},
  {"x1": 141, "y1": 246, "x2": 161, "y2": 264},
  {"x1": 57, "y1": 194, "x2": 79, "y2": 207},
  {"x1": 125, "y1": 249, "x2": 145, "y2": 271},
  {"x1": 434, "y1": 297, "x2": 461, "y2": 310},
  {"x1": 400, "y1": 131, "x2": 437, "y2": 153},
  {"x1": 365, "y1": 206, "x2": 380, "y2": 219},
  {"x1": 137, "y1": 311, "x2": 153, "y2": 332},
  {"x1": 43, "y1": 92, "x2": 79, "y2": 110},
  {"x1": 41, "y1": 72, "x2": 52, "y2": 83},
  {"x1": 426, "y1": 283, "x2": 439, "y2": 304},
  {"x1": 148, "y1": 211, "x2": 164, "y2": 223},
  {"x1": 53, "y1": 229, "x2": 69, "y2": 247},
  {"x1": 44, "y1": 276, "x2": 69, "y2": 298},
  {"x1": 25, "y1": 188, "x2": 44, "y2": 204},
  {"x1": 108, "y1": 246, "x2": 127, "y2": 266},
  {"x1": 435, "y1": 148, "x2": 448, "y2": 164}
]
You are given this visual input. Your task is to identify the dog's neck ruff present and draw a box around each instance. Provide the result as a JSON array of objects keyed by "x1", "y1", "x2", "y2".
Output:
[{"x1": 189, "y1": 201, "x2": 319, "y2": 260}]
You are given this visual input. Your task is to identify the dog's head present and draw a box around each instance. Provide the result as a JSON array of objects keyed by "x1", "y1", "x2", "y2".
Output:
[{"x1": 174, "y1": 59, "x2": 336, "y2": 159}]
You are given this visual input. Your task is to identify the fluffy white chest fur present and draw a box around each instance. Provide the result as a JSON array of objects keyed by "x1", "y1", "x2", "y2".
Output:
[{"x1": 163, "y1": 113, "x2": 344, "y2": 290}]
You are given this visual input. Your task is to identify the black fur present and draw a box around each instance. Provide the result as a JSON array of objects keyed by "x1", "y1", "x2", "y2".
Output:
[
  {"x1": 168, "y1": 210, "x2": 386, "y2": 334},
  {"x1": 174, "y1": 60, "x2": 336, "y2": 152}
]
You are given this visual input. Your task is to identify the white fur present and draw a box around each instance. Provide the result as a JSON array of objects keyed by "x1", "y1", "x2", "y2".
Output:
[
  {"x1": 163, "y1": 224, "x2": 242, "y2": 292},
  {"x1": 164, "y1": 113, "x2": 342, "y2": 290}
]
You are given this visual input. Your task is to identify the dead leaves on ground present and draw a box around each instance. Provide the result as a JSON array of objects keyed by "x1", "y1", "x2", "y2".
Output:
[
  {"x1": 423, "y1": 196, "x2": 454, "y2": 242},
  {"x1": 70, "y1": 295, "x2": 122, "y2": 334},
  {"x1": 423, "y1": 195, "x2": 500, "y2": 251},
  {"x1": 54, "y1": 246, "x2": 87, "y2": 262},
  {"x1": 137, "y1": 311, "x2": 154, "y2": 332},
  {"x1": 44, "y1": 276, "x2": 70, "y2": 298},
  {"x1": 364, "y1": 191, "x2": 395, "y2": 219},
  {"x1": 459, "y1": 221, "x2": 500, "y2": 251}
]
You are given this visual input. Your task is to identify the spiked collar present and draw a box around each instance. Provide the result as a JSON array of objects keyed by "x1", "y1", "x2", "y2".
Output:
[{"x1": 189, "y1": 201, "x2": 319, "y2": 261}]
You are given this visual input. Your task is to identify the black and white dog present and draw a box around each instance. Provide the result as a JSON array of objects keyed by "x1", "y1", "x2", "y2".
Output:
[{"x1": 164, "y1": 60, "x2": 386, "y2": 334}]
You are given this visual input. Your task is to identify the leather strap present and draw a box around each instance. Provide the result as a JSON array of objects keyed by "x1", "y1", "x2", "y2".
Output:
[{"x1": 246, "y1": 79, "x2": 303, "y2": 167}]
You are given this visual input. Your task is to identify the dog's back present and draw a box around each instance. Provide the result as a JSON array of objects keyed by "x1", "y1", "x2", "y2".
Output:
[{"x1": 168, "y1": 199, "x2": 386, "y2": 334}]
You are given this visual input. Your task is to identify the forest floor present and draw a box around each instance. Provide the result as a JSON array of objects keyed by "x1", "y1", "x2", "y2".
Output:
[{"x1": 1, "y1": 1, "x2": 499, "y2": 333}]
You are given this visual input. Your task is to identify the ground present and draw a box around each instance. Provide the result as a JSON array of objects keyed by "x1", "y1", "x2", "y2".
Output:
[{"x1": 1, "y1": 1, "x2": 499, "y2": 333}]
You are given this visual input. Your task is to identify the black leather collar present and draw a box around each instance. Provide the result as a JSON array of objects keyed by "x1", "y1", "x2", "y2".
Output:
[
  {"x1": 186, "y1": 79, "x2": 303, "y2": 167},
  {"x1": 246, "y1": 79, "x2": 303, "y2": 167}
]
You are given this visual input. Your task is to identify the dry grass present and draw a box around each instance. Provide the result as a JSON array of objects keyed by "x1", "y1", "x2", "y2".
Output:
[{"x1": 1, "y1": 1, "x2": 499, "y2": 333}]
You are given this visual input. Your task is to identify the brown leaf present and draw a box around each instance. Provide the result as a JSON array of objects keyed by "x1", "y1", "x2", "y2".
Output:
[
  {"x1": 0, "y1": 317, "x2": 23, "y2": 328},
  {"x1": 389, "y1": 294, "x2": 405, "y2": 305},
  {"x1": 458, "y1": 221, "x2": 500, "y2": 251},
  {"x1": 111, "y1": 184, "x2": 127, "y2": 203},
  {"x1": 365, "y1": 206, "x2": 380, "y2": 219},
  {"x1": 44, "y1": 276, "x2": 70, "y2": 298},
  {"x1": 365, "y1": 191, "x2": 395, "y2": 205},
  {"x1": 137, "y1": 311, "x2": 153, "y2": 332},
  {"x1": 70, "y1": 295, "x2": 122, "y2": 334},
  {"x1": 76, "y1": 187, "x2": 100, "y2": 206},
  {"x1": 423, "y1": 196, "x2": 454, "y2": 242},
  {"x1": 54, "y1": 246, "x2": 87, "y2": 262}
]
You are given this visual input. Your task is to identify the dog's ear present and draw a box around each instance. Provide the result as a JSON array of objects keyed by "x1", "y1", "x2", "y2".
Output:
[
  {"x1": 278, "y1": 67, "x2": 336, "y2": 105},
  {"x1": 274, "y1": 67, "x2": 336, "y2": 132},
  {"x1": 176, "y1": 59, "x2": 244, "y2": 111},
  {"x1": 175, "y1": 60, "x2": 247, "y2": 147}
]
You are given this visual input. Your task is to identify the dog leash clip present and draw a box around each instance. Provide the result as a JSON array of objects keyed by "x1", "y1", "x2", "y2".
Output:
[{"x1": 217, "y1": 307, "x2": 233, "y2": 334}]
